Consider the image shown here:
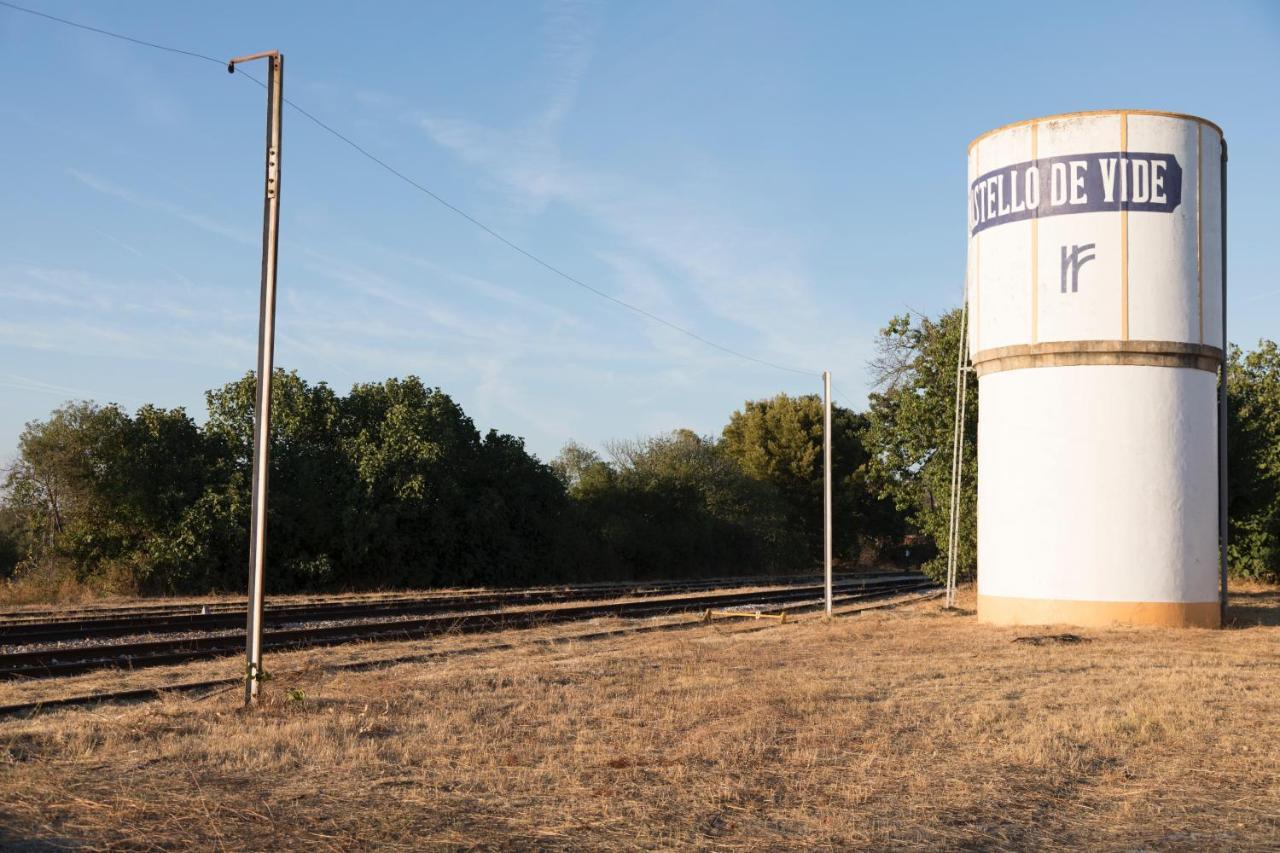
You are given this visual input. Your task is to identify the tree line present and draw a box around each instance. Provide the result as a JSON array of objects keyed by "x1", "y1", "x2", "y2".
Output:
[{"x1": 3, "y1": 311, "x2": 1278, "y2": 600}]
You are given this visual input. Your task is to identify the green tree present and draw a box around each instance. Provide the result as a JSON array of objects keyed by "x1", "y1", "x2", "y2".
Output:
[
  {"x1": 464, "y1": 429, "x2": 575, "y2": 586},
  {"x1": 863, "y1": 310, "x2": 975, "y2": 582},
  {"x1": 721, "y1": 393, "x2": 903, "y2": 562},
  {"x1": 565, "y1": 430, "x2": 802, "y2": 579},
  {"x1": 1227, "y1": 340, "x2": 1280, "y2": 581},
  {"x1": 2, "y1": 402, "x2": 210, "y2": 593},
  {"x1": 92, "y1": 405, "x2": 209, "y2": 591},
  {"x1": 0, "y1": 506, "x2": 21, "y2": 581},
  {"x1": 3, "y1": 402, "x2": 122, "y2": 565},
  {"x1": 200, "y1": 370, "x2": 349, "y2": 592},
  {"x1": 335, "y1": 376, "x2": 482, "y2": 588},
  {"x1": 549, "y1": 441, "x2": 606, "y2": 491}
]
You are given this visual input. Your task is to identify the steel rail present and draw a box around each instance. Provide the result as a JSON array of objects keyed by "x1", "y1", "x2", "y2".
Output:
[
  {"x1": 0, "y1": 573, "x2": 909, "y2": 641},
  {"x1": 0, "y1": 584, "x2": 939, "y2": 718},
  {"x1": 0, "y1": 572, "x2": 889, "y2": 624},
  {"x1": 0, "y1": 576, "x2": 930, "y2": 680}
]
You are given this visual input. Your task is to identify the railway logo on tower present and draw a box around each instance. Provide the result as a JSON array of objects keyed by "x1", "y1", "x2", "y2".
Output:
[
  {"x1": 1060, "y1": 243, "x2": 1096, "y2": 293},
  {"x1": 969, "y1": 152, "x2": 1182, "y2": 235}
]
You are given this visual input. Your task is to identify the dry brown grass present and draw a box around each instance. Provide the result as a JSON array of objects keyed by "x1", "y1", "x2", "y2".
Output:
[
  {"x1": 0, "y1": 560, "x2": 105, "y2": 608},
  {"x1": 2, "y1": 586, "x2": 1278, "y2": 850}
]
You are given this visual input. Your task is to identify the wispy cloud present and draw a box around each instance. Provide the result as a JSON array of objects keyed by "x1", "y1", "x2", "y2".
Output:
[
  {"x1": 95, "y1": 229, "x2": 198, "y2": 290},
  {"x1": 358, "y1": 240, "x2": 587, "y2": 332},
  {"x1": 417, "y1": 0, "x2": 598, "y2": 216},
  {"x1": 282, "y1": 243, "x2": 661, "y2": 375},
  {"x1": 0, "y1": 315, "x2": 253, "y2": 369},
  {"x1": 298, "y1": 249, "x2": 473, "y2": 334},
  {"x1": 3, "y1": 265, "x2": 223, "y2": 324},
  {"x1": 67, "y1": 169, "x2": 256, "y2": 246},
  {"x1": 408, "y1": 1, "x2": 845, "y2": 380},
  {"x1": 415, "y1": 120, "x2": 835, "y2": 373},
  {"x1": 538, "y1": 0, "x2": 597, "y2": 132},
  {"x1": 0, "y1": 373, "x2": 146, "y2": 408},
  {"x1": 0, "y1": 264, "x2": 254, "y2": 370},
  {"x1": 1239, "y1": 288, "x2": 1280, "y2": 305}
]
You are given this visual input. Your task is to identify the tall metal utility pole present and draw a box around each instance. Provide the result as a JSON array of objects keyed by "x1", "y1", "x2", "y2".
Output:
[
  {"x1": 229, "y1": 50, "x2": 283, "y2": 705},
  {"x1": 823, "y1": 370, "x2": 833, "y2": 618}
]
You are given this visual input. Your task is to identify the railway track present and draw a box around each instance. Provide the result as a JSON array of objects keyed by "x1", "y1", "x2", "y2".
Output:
[
  {"x1": 0, "y1": 574, "x2": 932, "y2": 680},
  {"x1": 0, "y1": 573, "x2": 911, "y2": 644},
  {"x1": 0, "y1": 583, "x2": 941, "y2": 718},
  {"x1": 0, "y1": 572, "x2": 866, "y2": 626}
]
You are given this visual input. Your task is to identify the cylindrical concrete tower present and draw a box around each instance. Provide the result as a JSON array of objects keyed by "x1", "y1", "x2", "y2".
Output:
[{"x1": 967, "y1": 110, "x2": 1225, "y2": 628}]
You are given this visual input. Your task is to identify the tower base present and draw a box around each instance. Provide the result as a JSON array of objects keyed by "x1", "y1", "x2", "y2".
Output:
[{"x1": 977, "y1": 594, "x2": 1221, "y2": 628}]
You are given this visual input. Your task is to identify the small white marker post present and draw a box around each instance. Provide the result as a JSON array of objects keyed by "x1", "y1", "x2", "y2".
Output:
[
  {"x1": 228, "y1": 49, "x2": 283, "y2": 706},
  {"x1": 823, "y1": 370, "x2": 833, "y2": 619}
]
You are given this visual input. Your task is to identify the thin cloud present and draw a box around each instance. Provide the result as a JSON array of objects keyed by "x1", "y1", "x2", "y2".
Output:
[
  {"x1": 0, "y1": 263, "x2": 255, "y2": 370},
  {"x1": 0, "y1": 373, "x2": 131, "y2": 405},
  {"x1": 95, "y1": 229, "x2": 198, "y2": 289},
  {"x1": 415, "y1": 112, "x2": 838, "y2": 372},
  {"x1": 67, "y1": 169, "x2": 256, "y2": 246},
  {"x1": 407, "y1": 4, "x2": 852, "y2": 380}
]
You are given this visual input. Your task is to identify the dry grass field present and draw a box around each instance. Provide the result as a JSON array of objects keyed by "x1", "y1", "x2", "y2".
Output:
[{"x1": 2, "y1": 585, "x2": 1278, "y2": 850}]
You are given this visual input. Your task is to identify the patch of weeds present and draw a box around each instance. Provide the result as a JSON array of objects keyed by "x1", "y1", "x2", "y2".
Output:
[{"x1": 1013, "y1": 633, "x2": 1091, "y2": 646}]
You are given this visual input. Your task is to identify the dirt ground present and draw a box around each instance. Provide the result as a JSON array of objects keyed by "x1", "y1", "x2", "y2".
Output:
[{"x1": 2, "y1": 585, "x2": 1278, "y2": 850}]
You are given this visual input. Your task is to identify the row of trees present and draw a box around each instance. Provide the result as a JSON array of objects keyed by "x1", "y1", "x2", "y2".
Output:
[
  {"x1": 3, "y1": 312, "x2": 1278, "y2": 599},
  {"x1": 0, "y1": 371, "x2": 906, "y2": 598},
  {"x1": 1, "y1": 374, "x2": 577, "y2": 596}
]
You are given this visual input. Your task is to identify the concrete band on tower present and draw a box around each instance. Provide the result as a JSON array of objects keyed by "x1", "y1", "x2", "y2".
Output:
[
  {"x1": 967, "y1": 109, "x2": 1225, "y2": 629},
  {"x1": 972, "y1": 340, "x2": 1223, "y2": 377}
]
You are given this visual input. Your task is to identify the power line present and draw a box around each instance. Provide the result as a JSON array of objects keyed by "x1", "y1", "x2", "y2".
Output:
[
  {"x1": 267, "y1": 85, "x2": 819, "y2": 377},
  {"x1": 831, "y1": 382, "x2": 859, "y2": 410},
  {"x1": 0, "y1": 0, "x2": 821, "y2": 379},
  {"x1": 0, "y1": 0, "x2": 224, "y2": 66}
]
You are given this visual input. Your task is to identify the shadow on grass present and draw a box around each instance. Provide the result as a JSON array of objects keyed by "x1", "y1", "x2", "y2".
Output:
[
  {"x1": 1226, "y1": 589, "x2": 1280, "y2": 628},
  {"x1": 0, "y1": 826, "x2": 79, "y2": 851}
]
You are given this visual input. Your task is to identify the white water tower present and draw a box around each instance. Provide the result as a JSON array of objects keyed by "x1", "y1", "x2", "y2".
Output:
[{"x1": 967, "y1": 110, "x2": 1225, "y2": 628}]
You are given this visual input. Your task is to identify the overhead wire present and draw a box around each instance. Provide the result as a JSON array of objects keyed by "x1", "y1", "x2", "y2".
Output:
[
  {"x1": 0, "y1": 0, "x2": 225, "y2": 66},
  {"x1": 830, "y1": 382, "x2": 858, "y2": 411},
  {"x1": 0, "y1": 0, "x2": 821, "y2": 379}
]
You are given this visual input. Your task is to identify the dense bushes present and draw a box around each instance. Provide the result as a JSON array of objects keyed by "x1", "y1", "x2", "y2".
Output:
[
  {"x1": 1, "y1": 401, "x2": 213, "y2": 595},
  {"x1": 2, "y1": 373, "x2": 896, "y2": 598},
  {"x1": 2, "y1": 373, "x2": 581, "y2": 597},
  {"x1": 723, "y1": 394, "x2": 904, "y2": 561},
  {"x1": 553, "y1": 430, "x2": 804, "y2": 580},
  {"x1": 1227, "y1": 341, "x2": 1280, "y2": 581}
]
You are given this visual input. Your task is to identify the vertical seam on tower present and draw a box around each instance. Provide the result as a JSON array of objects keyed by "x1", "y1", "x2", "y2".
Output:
[
  {"x1": 1031, "y1": 123, "x2": 1038, "y2": 344},
  {"x1": 975, "y1": 143, "x2": 981, "y2": 352},
  {"x1": 1197, "y1": 126, "x2": 1204, "y2": 344},
  {"x1": 1121, "y1": 112, "x2": 1130, "y2": 340}
]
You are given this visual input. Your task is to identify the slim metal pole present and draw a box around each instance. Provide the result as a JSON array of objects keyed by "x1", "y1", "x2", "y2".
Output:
[
  {"x1": 953, "y1": 341, "x2": 969, "y2": 605},
  {"x1": 1218, "y1": 139, "x2": 1229, "y2": 628},
  {"x1": 230, "y1": 51, "x2": 283, "y2": 705},
  {"x1": 946, "y1": 298, "x2": 969, "y2": 607},
  {"x1": 823, "y1": 370, "x2": 833, "y2": 618},
  {"x1": 946, "y1": 299, "x2": 968, "y2": 608}
]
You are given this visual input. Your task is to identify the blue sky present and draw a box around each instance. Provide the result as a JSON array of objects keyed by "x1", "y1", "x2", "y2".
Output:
[{"x1": 1, "y1": 0, "x2": 1277, "y2": 463}]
